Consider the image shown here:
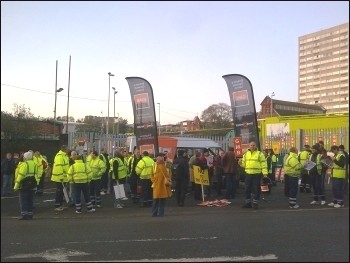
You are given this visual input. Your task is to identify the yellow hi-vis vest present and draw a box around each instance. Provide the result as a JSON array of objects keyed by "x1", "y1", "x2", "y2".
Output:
[
  {"x1": 51, "y1": 150, "x2": 69, "y2": 183},
  {"x1": 111, "y1": 157, "x2": 127, "y2": 180},
  {"x1": 332, "y1": 153, "x2": 346, "y2": 179}
]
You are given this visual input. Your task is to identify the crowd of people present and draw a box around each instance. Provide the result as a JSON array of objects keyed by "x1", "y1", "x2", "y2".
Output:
[{"x1": 1, "y1": 140, "x2": 348, "y2": 220}]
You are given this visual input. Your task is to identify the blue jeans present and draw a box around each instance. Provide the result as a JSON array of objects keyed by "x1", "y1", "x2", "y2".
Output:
[
  {"x1": 2, "y1": 173, "x2": 14, "y2": 195},
  {"x1": 244, "y1": 174, "x2": 261, "y2": 204},
  {"x1": 152, "y1": 198, "x2": 165, "y2": 216},
  {"x1": 19, "y1": 189, "x2": 34, "y2": 218}
]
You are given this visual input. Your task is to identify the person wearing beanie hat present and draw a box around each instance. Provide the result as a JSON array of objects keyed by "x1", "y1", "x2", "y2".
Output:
[{"x1": 13, "y1": 151, "x2": 38, "y2": 220}]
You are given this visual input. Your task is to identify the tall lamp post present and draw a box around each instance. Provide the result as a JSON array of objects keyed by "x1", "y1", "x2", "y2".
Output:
[
  {"x1": 53, "y1": 87, "x2": 64, "y2": 135},
  {"x1": 270, "y1": 92, "x2": 275, "y2": 117},
  {"x1": 107, "y1": 72, "x2": 114, "y2": 145},
  {"x1": 112, "y1": 87, "x2": 118, "y2": 135},
  {"x1": 157, "y1": 102, "x2": 160, "y2": 135}
]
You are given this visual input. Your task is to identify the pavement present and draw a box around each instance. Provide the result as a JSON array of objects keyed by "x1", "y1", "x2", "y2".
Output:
[{"x1": 1, "y1": 179, "x2": 348, "y2": 219}]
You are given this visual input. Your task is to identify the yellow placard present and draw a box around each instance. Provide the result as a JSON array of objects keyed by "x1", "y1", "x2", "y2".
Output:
[
  {"x1": 193, "y1": 165, "x2": 209, "y2": 186},
  {"x1": 272, "y1": 142, "x2": 280, "y2": 154}
]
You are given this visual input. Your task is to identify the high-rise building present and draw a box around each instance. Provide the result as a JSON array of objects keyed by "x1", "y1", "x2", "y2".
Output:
[{"x1": 298, "y1": 23, "x2": 349, "y2": 113}]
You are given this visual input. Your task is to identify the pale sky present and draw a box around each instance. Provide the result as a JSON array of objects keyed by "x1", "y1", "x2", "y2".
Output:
[{"x1": 1, "y1": 1, "x2": 348, "y2": 125}]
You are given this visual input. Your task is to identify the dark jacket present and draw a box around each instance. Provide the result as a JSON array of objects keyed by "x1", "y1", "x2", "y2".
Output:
[
  {"x1": 173, "y1": 155, "x2": 190, "y2": 180},
  {"x1": 222, "y1": 151, "x2": 238, "y2": 174}
]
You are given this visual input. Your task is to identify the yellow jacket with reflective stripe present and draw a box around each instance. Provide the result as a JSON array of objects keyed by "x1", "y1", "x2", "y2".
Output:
[
  {"x1": 14, "y1": 160, "x2": 38, "y2": 190},
  {"x1": 67, "y1": 160, "x2": 92, "y2": 183},
  {"x1": 51, "y1": 150, "x2": 70, "y2": 183},
  {"x1": 284, "y1": 152, "x2": 302, "y2": 177},
  {"x1": 33, "y1": 155, "x2": 44, "y2": 179},
  {"x1": 89, "y1": 158, "x2": 106, "y2": 180},
  {"x1": 136, "y1": 156, "x2": 155, "y2": 179},
  {"x1": 299, "y1": 150, "x2": 310, "y2": 166},
  {"x1": 241, "y1": 150, "x2": 268, "y2": 176}
]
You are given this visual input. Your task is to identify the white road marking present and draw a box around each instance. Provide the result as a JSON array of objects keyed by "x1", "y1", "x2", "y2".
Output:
[
  {"x1": 6, "y1": 248, "x2": 277, "y2": 262},
  {"x1": 66, "y1": 236, "x2": 218, "y2": 244},
  {"x1": 6, "y1": 248, "x2": 90, "y2": 261}
]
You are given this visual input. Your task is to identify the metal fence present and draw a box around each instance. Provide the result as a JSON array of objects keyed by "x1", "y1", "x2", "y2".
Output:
[{"x1": 68, "y1": 126, "x2": 349, "y2": 155}]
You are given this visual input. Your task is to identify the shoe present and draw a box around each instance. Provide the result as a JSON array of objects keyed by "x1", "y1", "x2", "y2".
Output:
[
  {"x1": 87, "y1": 208, "x2": 96, "y2": 213},
  {"x1": 115, "y1": 204, "x2": 123, "y2": 209},
  {"x1": 320, "y1": 201, "x2": 326, "y2": 205},
  {"x1": 242, "y1": 203, "x2": 252, "y2": 208},
  {"x1": 310, "y1": 200, "x2": 319, "y2": 205},
  {"x1": 121, "y1": 197, "x2": 128, "y2": 200},
  {"x1": 253, "y1": 203, "x2": 258, "y2": 209},
  {"x1": 96, "y1": 205, "x2": 101, "y2": 208},
  {"x1": 54, "y1": 207, "x2": 64, "y2": 211},
  {"x1": 328, "y1": 202, "x2": 335, "y2": 207},
  {"x1": 334, "y1": 204, "x2": 344, "y2": 208},
  {"x1": 290, "y1": 204, "x2": 300, "y2": 209},
  {"x1": 18, "y1": 216, "x2": 28, "y2": 220},
  {"x1": 75, "y1": 210, "x2": 82, "y2": 214},
  {"x1": 100, "y1": 191, "x2": 106, "y2": 196}
]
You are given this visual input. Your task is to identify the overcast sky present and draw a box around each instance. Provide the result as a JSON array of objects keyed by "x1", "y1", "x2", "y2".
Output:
[{"x1": 1, "y1": 1, "x2": 348, "y2": 125}]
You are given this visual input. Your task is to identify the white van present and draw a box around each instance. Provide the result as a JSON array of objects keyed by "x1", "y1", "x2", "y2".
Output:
[{"x1": 125, "y1": 135, "x2": 222, "y2": 157}]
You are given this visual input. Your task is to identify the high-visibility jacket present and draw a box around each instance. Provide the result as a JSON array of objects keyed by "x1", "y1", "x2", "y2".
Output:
[
  {"x1": 89, "y1": 157, "x2": 106, "y2": 180},
  {"x1": 299, "y1": 150, "x2": 310, "y2": 166},
  {"x1": 67, "y1": 160, "x2": 92, "y2": 183},
  {"x1": 332, "y1": 153, "x2": 346, "y2": 179},
  {"x1": 111, "y1": 157, "x2": 127, "y2": 180},
  {"x1": 51, "y1": 150, "x2": 70, "y2": 183},
  {"x1": 266, "y1": 155, "x2": 272, "y2": 173},
  {"x1": 86, "y1": 153, "x2": 93, "y2": 166},
  {"x1": 33, "y1": 154, "x2": 44, "y2": 179},
  {"x1": 14, "y1": 160, "x2": 38, "y2": 190},
  {"x1": 241, "y1": 150, "x2": 268, "y2": 176},
  {"x1": 136, "y1": 156, "x2": 155, "y2": 179},
  {"x1": 284, "y1": 152, "x2": 302, "y2": 177}
]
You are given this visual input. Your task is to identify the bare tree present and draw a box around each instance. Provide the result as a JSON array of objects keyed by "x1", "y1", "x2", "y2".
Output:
[{"x1": 200, "y1": 103, "x2": 233, "y2": 129}]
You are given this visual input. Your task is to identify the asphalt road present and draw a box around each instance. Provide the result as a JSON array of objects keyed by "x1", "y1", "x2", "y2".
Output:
[{"x1": 1, "y1": 181, "x2": 349, "y2": 262}]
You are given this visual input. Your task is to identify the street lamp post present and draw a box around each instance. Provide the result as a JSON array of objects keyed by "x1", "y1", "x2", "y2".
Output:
[
  {"x1": 107, "y1": 72, "x2": 114, "y2": 150},
  {"x1": 53, "y1": 87, "x2": 64, "y2": 135},
  {"x1": 270, "y1": 92, "x2": 275, "y2": 117},
  {"x1": 157, "y1": 102, "x2": 160, "y2": 136},
  {"x1": 112, "y1": 87, "x2": 118, "y2": 135}
]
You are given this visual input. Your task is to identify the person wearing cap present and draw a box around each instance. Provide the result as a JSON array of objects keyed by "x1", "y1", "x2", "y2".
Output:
[
  {"x1": 14, "y1": 151, "x2": 38, "y2": 220},
  {"x1": 284, "y1": 147, "x2": 303, "y2": 208},
  {"x1": 135, "y1": 151, "x2": 155, "y2": 207},
  {"x1": 299, "y1": 144, "x2": 311, "y2": 193},
  {"x1": 51, "y1": 145, "x2": 70, "y2": 211},
  {"x1": 309, "y1": 145, "x2": 325, "y2": 205},
  {"x1": 151, "y1": 153, "x2": 172, "y2": 217},
  {"x1": 172, "y1": 149, "x2": 189, "y2": 207},
  {"x1": 328, "y1": 145, "x2": 346, "y2": 208}
]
